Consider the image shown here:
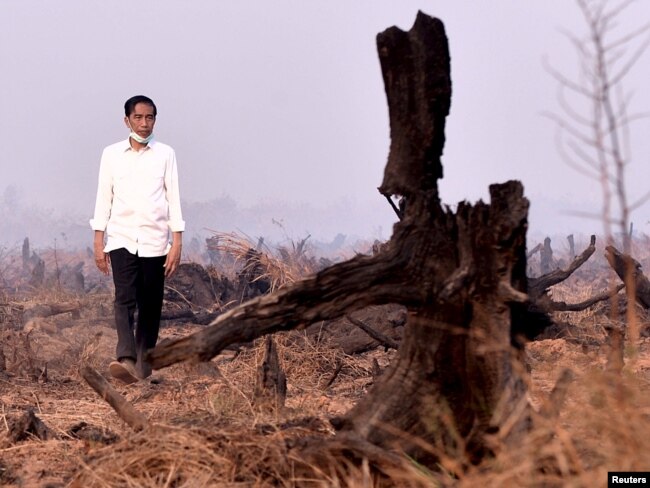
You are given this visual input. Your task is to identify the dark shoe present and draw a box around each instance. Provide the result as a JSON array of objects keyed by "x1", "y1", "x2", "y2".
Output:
[{"x1": 109, "y1": 359, "x2": 139, "y2": 385}]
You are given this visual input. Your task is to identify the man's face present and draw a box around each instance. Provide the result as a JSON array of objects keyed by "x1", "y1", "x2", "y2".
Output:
[{"x1": 124, "y1": 102, "x2": 156, "y2": 139}]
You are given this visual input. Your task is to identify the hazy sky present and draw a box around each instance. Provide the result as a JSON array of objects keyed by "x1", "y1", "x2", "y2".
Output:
[{"x1": 1, "y1": 1, "x2": 649, "y2": 243}]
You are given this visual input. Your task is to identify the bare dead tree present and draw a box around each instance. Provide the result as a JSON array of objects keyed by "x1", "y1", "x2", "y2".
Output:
[
  {"x1": 545, "y1": 0, "x2": 650, "y2": 349},
  {"x1": 546, "y1": 0, "x2": 650, "y2": 249}
]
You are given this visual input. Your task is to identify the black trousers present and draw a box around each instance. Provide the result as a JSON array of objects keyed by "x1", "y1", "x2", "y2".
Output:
[{"x1": 110, "y1": 248, "x2": 166, "y2": 378}]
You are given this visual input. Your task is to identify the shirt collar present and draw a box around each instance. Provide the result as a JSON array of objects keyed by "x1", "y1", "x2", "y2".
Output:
[{"x1": 120, "y1": 137, "x2": 156, "y2": 152}]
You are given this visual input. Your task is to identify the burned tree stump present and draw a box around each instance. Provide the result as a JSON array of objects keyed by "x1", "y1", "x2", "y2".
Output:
[
  {"x1": 149, "y1": 12, "x2": 540, "y2": 468},
  {"x1": 253, "y1": 336, "x2": 287, "y2": 411},
  {"x1": 567, "y1": 234, "x2": 576, "y2": 259},
  {"x1": 540, "y1": 237, "x2": 554, "y2": 274}
]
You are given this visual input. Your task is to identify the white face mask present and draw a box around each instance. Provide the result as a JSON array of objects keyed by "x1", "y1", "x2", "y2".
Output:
[{"x1": 127, "y1": 122, "x2": 154, "y2": 144}]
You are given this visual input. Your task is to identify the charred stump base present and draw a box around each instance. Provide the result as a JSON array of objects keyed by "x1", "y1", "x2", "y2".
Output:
[
  {"x1": 326, "y1": 182, "x2": 531, "y2": 467},
  {"x1": 148, "y1": 11, "x2": 537, "y2": 474},
  {"x1": 253, "y1": 336, "x2": 287, "y2": 412}
]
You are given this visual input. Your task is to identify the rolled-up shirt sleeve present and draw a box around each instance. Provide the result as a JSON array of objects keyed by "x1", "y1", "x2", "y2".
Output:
[
  {"x1": 165, "y1": 149, "x2": 185, "y2": 232},
  {"x1": 89, "y1": 148, "x2": 113, "y2": 231}
]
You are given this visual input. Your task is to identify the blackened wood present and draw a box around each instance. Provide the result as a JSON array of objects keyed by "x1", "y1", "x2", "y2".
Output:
[
  {"x1": 540, "y1": 237, "x2": 554, "y2": 275},
  {"x1": 383, "y1": 194, "x2": 403, "y2": 220},
  {"x1": 529, "y1": 235, "x2": 596, "y2": 299},
  {"x1": 377, "y1": 12, "x2": 450, "y2": 197},
  {"x1": 148, "y1": 11, "x2": 535, "y2": 467},
  {"x1": 303, "y1": 305, "x2": 405, "y2": 355},
  {"x1": 68, "y1": 422, "x2": 119, "y2": 445},
  {"x1": 80, "y1": 365, "x2": 148, "y2": 431},
  {"x1": 535, "y1": 284, "x2": 624, "y2": 312},
  {"x1": 605, "y1": 245, "x2": 650, "y2": 309},
  {"x1": 323, "y1": 359, "x2": 343, "y2": 389},
  {"x1": 160, "y1": 308, "x2": 221, "y2": 325},
  {"x1": 346, "y1": 315, "x2": 399, "y2": 350},
  {"x1": 253, "y1": 336, "x2": 287, "y2": 411},
  {"x1": 7, "y1": 409, "x2": 54, "y2": 443},
  {"x1": 567, "y1": 234, "x2": 576, "y2": 258},
  {"x1": 371, "y1": 358, "x2": 382, "y2": 379},
  {"x1": 148, "y1": 252, "x2": 413, "y2": 368},
  {"x1": 165, "y1": 262, "x2": 217, "y2": 309}
]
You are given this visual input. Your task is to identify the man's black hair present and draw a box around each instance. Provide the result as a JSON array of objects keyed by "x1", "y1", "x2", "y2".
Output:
[{"x1": 124, "y1": 95, "x2": 157, "y2": 117}]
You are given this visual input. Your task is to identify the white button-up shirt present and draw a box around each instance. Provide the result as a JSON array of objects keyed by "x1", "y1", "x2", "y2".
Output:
[{"x1": 90, "y1": 138, "x2": 185, "y2": 257}]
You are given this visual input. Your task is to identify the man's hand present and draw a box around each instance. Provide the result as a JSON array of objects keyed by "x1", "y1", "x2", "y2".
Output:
[
  {"x1": 164, "y1": 243, "x2": 182, "y2": 277},
  {"x1": 93, "y1": 231, "x2": 110, "y2": 275}
]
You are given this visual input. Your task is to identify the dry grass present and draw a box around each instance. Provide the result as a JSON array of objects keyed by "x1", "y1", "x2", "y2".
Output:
[
  {"x1": 208, "y1": 231, "x2": 319, "y2": 291},
  {"x1": 70, "y1": 424, "x2": 292, "y2": 487},
  {"x1": 2, "y1": 240, "x2": 650, "y2": 486}
]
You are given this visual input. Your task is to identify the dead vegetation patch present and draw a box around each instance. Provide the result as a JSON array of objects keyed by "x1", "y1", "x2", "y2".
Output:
[{"x1": 1, "y1": 262, "x2": 650, "y2": 487}]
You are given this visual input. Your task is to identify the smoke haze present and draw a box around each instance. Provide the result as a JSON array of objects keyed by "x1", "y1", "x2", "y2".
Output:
[{"x1": 1, "y1": 1, "x2": 649, "y2": 252}]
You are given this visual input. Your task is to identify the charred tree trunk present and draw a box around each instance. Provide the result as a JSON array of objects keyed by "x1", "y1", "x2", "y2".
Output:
[
  {"x1": 540, "y1": 237, "x2": 554, "y2": 274},
  {"x1": 567, "y1": 234, "x2": 575, "y2": 259},
  {"x1": 149, "y1": 11, "x2": 536, "y2": 468}
]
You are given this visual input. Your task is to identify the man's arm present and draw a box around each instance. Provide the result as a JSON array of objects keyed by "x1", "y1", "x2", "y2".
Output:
[
  {"x1": 163, "y1": 148, "x2": 184, "y2": 278},
  {"x1": 164, "y1": 148, "x2": 185, "y2": 235},
  {"x1": 94, "y1": 230, "x2": 110, "y2": 275},
  {"x1": 164, "y1": 231, "x2": 182, "y2": 277},
  {"x1": 91, "y1": 148, "x2": 113, "y2": 275}
]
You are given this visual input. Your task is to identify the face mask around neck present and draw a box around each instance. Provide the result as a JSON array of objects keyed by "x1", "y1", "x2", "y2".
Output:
[{"x1": 127, "y1": 122, "x2": 154, "y2": 145}]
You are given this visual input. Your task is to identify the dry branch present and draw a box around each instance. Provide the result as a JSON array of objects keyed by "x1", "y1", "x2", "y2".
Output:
[
  {"x1": 323, "y1": 359, "x2": 344, "y2": 389},
  {"x1": 536, "y1": 284, "x2": 625, "y2": 312},
  {"x1": 346, "y1": 315, "x2": 399, "y2": 350},
  {"x1": 529, "y1": 235, "x2": 596, "y2": 298},
  {"x1": 80, "y1": 365, "x2": 148, "y2": 431},
  {"x1": 527, "y1": 243, "x2": 543, "y2": 259},
  {"x1": 148, "y1": 253, "x2": 413, "y2": 368}
]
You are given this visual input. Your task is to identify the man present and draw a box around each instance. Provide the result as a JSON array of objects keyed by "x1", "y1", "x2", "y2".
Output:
[{"x1": 90, "y1": 95, "x2": 184, "y2": 384}]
